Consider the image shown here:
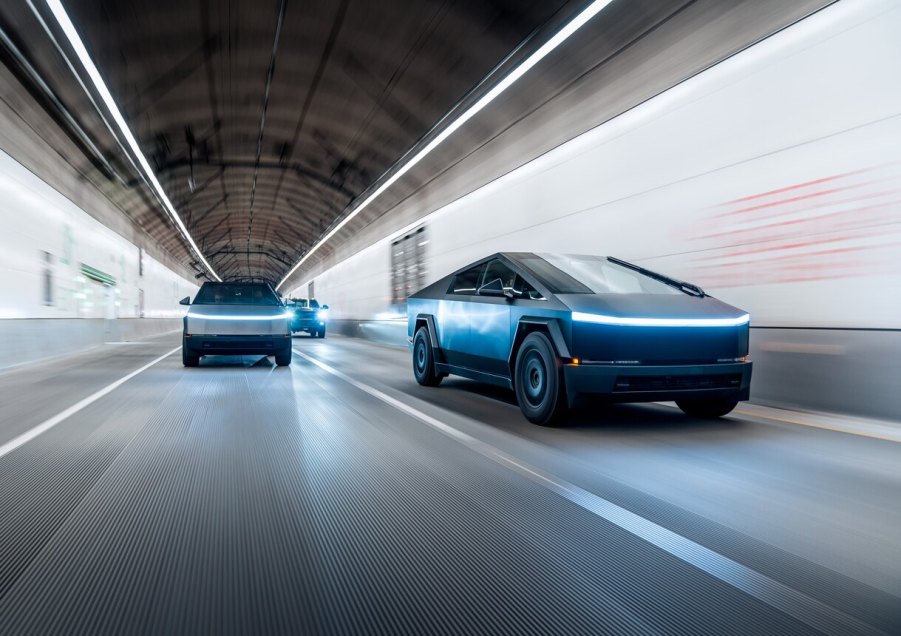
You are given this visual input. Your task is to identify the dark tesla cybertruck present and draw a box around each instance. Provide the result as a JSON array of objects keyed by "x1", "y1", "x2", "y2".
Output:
[
  {"x1": 407, "y1": 253, "x2": 752, "y2": 426},
  {"x1": 180, "y1": 282, "x2": 293, "y2": 367}
]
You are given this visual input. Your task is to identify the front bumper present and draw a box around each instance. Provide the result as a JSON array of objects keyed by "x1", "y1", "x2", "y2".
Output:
[
  {"x1": 290, "y1": 319, "x2": 324, "y2": 332},
  {"x1": 563, "y1": 361, "x2": 752, "y2": 405},
  {"x1": 183, "y1": 334, "x2": 292, "y2": 356}
]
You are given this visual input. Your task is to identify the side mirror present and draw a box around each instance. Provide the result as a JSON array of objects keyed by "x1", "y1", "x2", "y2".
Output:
[
  {"x1": 179, "y1": 296, "x2": 191, "y2": 306},
  {"x1": 321, "y1": 304, "x2": 329, "y2": 310},
  {"x1": 477, "y1": 278, "x2": 506, "y2": 297}
]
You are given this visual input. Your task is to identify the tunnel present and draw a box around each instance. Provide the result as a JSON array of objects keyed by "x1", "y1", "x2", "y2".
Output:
[{"x1": 0, "y1": 0, "x2": 899, "y2": 633}]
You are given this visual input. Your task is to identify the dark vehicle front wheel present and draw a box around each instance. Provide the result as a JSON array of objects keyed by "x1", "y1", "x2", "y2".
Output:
[
  {"x1": 412, "y1": 327, "x2": 442, "y2": 386},
  {"x1": 317, "y1": 326, "x2": 326, "y2": 338},
  {"x1": 275, "y1": 349, "x2": 292, "y2": 367},
  {"x1": 514, "y1": 332, "x2": 567, "y2": 426},
  {"x1": 676, "y1": 397, "x2": 739, "y2": 418},
  {"x1": 182, "y1": 340, "x2": 199, "y2": 367}
]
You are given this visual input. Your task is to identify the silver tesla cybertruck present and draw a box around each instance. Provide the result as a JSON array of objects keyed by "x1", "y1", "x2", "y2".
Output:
[
  {"x1": 407, "y1": 253, "x2": 752, "y2": 426},
  {"x1": 180, "y1": 282, "x2": 293, "y2": 367}
]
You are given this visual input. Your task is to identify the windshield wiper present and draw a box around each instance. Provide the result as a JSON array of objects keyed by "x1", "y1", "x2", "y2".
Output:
[{"x1": 607, "y1": 257, "x2": 706, "y2": 297}]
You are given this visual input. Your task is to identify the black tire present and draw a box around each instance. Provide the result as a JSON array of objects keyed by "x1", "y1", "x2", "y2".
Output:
[
  {"x1": 514, "y1": 332, "x2": 567, "y2": 426},
  {"x1": 676, "y1": 397, "x2": 739, "y2": 418},
  {"x1": 182, "y1": 339, "x2": 199, "y2": 367},
  {"x1": 275, "y1": 349, "x2": 292, "y2": 367},
  {"x1": 412, "y1": 327, "x2": 442, "y2": 386},
  {"x1": 317, "y1": 326, "x2": 326, "y2": 338}
]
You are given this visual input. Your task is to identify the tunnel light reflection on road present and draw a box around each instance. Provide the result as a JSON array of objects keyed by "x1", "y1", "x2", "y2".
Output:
[{"x1": 276, "y1": 0, "x2": 616, "y2": 291}]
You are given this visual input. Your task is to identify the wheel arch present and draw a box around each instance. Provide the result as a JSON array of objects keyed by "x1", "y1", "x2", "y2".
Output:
[{"x1": 507, "y1": 317, "x2": 571, "y2": 379}]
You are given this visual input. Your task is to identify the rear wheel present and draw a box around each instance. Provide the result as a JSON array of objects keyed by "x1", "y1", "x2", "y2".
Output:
[
  {"x1": 412, "y1": 327, "x2": 442, "y2": 386},
  {"x1": 275, "y1": 349, "x2": 292, "y2": 367},
  {"x1": 514, "y1": 332, "x2": 567, "y2": 426},
  {"x1": 182, "y1": 338, "x2": 199, "y2": 367},
  {"x1": 676, "y1": 397, "x2": 739, "y2": 418}
]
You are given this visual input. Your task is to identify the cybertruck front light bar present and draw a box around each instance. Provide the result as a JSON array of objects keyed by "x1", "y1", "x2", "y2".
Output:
[{"x1": 572, "y1": 312, "x2": 751, "y2": 327}]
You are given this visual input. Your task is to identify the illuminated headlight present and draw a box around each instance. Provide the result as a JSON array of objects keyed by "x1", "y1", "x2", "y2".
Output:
[
  {"x1": 316, "y1": 309, "x2": 329, "y2": 321},
  {"x1": 572, "y1": 312, "x2": 750, "y2": 327},
  {"x1": 186, "y1": 312, "x2": 292, "y2": 320}
]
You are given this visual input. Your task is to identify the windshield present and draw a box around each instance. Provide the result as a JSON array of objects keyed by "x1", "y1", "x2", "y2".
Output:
[
  {"x1": 287, "y1": 299, "x2": 309, "y2": 308},
  {"x1": 193, "y1": 283, "x2": 282, "y2": 305},
  {"x1": 523, "y1": 254, "x2": 683, "y2": 295}
]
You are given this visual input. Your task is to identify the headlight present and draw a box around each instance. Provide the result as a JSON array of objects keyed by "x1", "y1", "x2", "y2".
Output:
[{"x1": 316, "y1": 309, "x2": 329, "y2": 320}]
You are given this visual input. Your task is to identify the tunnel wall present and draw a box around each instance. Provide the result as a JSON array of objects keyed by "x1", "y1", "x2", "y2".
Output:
[
  {"x1": 295, "y1": 0, "x2": 901, "y2": 420},
  {"x1": 0, "y1": 149, "x2": 196, "y2": 368}
]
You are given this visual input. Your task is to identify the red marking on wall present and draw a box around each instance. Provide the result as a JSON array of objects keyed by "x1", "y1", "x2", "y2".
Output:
[{"x1": 676, "y1": 163, "x2": 901, "y2": 288}]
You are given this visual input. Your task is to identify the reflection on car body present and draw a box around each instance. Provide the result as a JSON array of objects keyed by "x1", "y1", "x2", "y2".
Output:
[
  {"x1": 181, "y1": 282, "x2": 292, "y2": 367},
  {"x1": 407, "y1": 253, "x2": 752, "y2": 425}
]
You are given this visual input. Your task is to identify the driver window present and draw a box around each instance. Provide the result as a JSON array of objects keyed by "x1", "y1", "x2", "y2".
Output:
[
  {"x1": 448, "y1": 263, "x2": 486, "y2": 295},
  {"x1": 480, "y1": 259, "x2": 517, "y2": 293}
]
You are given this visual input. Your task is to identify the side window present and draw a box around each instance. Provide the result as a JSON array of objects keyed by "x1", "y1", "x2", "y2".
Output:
[
  {"x1": 513, "y1": 274, "x2": 545, "y2": 300},
  {"x1": 448, "y1": 263, "x2": 486, "y2": 295},
  {"x1": 480, "y1": 259, "x2": 517, "y2": 292}
]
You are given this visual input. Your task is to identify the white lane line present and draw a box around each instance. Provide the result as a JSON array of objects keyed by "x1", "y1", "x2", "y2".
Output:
[
  {"x1": 293, "y1": 348, "x2": 885, "y2": 636},
  {"x1": 0, "y1": 347, "x2": 179, "y2": 459}
]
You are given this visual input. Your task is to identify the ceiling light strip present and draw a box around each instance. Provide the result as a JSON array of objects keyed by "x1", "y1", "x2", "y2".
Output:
[
  {"x1": 276, "y1": 0, "x2": 615, "y2": 290},
  {"x1": 46, "y1": 0, "x2": 220, "y2": 281}
]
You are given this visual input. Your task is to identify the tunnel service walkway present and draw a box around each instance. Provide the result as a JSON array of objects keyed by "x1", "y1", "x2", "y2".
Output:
[{"x1": 0, "y1": 335, "x2": 898, "y2": 634}]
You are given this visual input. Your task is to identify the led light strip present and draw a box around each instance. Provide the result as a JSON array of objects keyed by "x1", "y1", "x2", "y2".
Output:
[
  {"x1": 572, "y1": 312, "x2": 750, "y2": 327},
  {"x1": 276, "y1": 0, "x2": 615, "y2": 291},
  {"x1": 186, "y1": 312, "x2": 291, "y2": 320},
  {"x1": 46, "y1": 0, "x2": 220, "y2": 281}
]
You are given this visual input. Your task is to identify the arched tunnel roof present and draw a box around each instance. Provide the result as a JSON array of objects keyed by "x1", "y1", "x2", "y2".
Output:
[
  {"x1": 0, "y1": 0, "x2": 831, "y2": 286},
  {"x1": 2, "y1": 0, "x2": 588, "y2": 284}
]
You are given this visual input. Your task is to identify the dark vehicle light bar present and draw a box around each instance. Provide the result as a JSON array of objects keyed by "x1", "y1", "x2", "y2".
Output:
[{"x1": 572, "y1": 312, "x2": 750, "y2": 327}]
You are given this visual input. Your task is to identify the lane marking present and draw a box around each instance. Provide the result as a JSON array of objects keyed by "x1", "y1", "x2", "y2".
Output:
[
  {"x1": 293, "y1": 348, "x2": 885, "y2": 636},
  {"x1": 0, "y1": 347, "x2": 179, "y2": 459}
]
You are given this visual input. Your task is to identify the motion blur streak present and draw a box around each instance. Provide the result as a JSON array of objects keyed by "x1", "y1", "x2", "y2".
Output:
[
  {"x1": 275, "y1": 0, "x2": 616, "y2": 291},
  {"x1": 0, "y1": 347, "x2": 177, "y2": 458},
  {"x1": 301, "y1": 0, "x2": 901, "y2": 420},
  {"x1": 292, "y1": 347, "x2": 881, "y2": 636},
  {"x1": 45, "y1": 0, "x2": 220, "y2": 281}
]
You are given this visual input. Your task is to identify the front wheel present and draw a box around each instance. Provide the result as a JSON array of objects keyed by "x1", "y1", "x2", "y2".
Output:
[
  {"x1": 412, "y1": 327, "x2": 442, "y2": 386},
  {"x1": 317, "y1": 326, "x2": 326, "y2": 338},
  {"x1": 514, "y1": 332, "x2": 567, "y2": 426},
  {"x1": 182, "y1": 339, "x2": 199, "y2": 367},
  {"x1": 275, "y1": 349, "x2": 292, "y2": 367},
  {"x1": 676, "y1": 397, "x2": 739, "y2": 418}
]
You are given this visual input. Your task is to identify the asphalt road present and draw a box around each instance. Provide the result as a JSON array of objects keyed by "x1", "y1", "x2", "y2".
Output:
[{"x1": 0, "y1": 333, "x2": 898, "y2": 635}]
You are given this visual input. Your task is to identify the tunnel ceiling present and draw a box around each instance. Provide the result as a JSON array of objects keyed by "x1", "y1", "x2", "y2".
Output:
[
  {"x1": 0, "y1": 0, "x2": 833, "y2": 285},
  {"x1": 1, "y1": 0, "x2": 597, "y2": 283}
]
